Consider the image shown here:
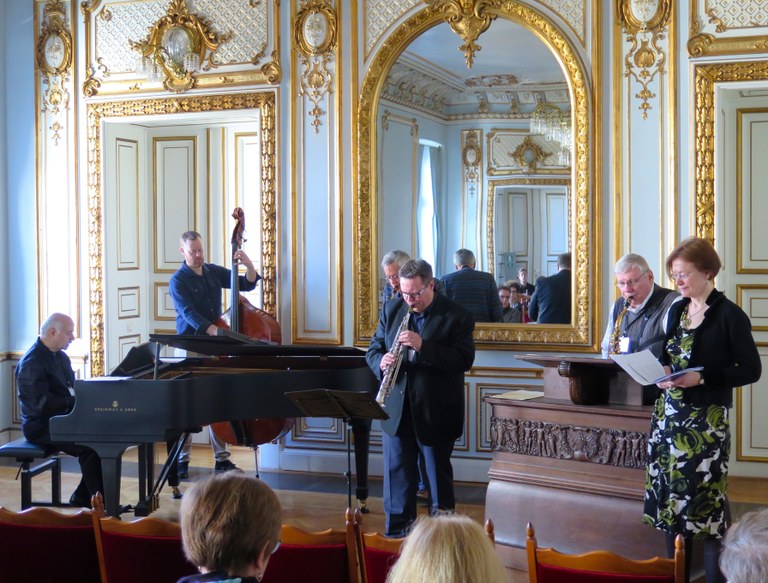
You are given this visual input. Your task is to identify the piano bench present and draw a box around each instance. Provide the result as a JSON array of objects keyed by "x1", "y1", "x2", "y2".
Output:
[{"x1": 0, "y1": 439, "x2": 62, "y2": 510}]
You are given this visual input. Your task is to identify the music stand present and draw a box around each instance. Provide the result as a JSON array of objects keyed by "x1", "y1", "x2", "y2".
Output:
[{"x1": 286, "y1": 390, "x2": 388, "y2": 510}]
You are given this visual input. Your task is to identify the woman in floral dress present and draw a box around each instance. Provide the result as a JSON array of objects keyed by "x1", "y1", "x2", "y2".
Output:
[{"x1": 643, "y1": 238, "x2": 761, "y2": 583}]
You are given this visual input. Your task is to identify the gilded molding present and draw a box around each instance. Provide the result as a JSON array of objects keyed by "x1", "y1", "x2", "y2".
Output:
[
  {"x1": 423, "y1": 0, "x2": 500, "y2": 68},
  {"x1": 37, "y1": 0, "x2": 73, "y2": 132},
  {"x1": 87, "y1": 92, "x2": 278, "y2": 376},
  {"x1": 357, "y1": 1, "x2": 594, "y2": 349},
  {"x1": 486, "y1": 178, "x2": 571, "y2": 273},
  {"x1": 692, "y1": 62, "x2": 768, "y2": 246},
  {"x1": 688, "y1": 0, "x2": 768, "y2": 57},
  {"x1": 462, "y1": 129, "x2": 482, "y2": 200},
  {"x1": 618, "y1": 0, "x2": 671, "y2": 119}
]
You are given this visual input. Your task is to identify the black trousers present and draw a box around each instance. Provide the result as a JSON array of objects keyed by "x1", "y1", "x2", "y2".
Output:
[{"x1": 44, "y1": 440, "x2": 104, "y2": 498}]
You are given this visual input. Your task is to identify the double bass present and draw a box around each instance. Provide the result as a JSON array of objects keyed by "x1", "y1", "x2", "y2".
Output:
[{"x1": 210, "y1": 208, "x2": 294, "y2": 447}]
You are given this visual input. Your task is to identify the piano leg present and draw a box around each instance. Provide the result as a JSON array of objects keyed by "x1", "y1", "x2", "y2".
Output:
[
  {"x1": 351, "y1": 418, "x2": 371, "y2": 513},
  {"x1": 91, "y1": 443, "x2": 128, "y2": 518}
]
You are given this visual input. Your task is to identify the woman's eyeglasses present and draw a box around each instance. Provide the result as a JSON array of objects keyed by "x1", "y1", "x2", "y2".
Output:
[
  {"x1": 668, "y1": 272, "x2": 693, "y2": 281},
  {"x1": 271, "y1": 539, "x2": 282, "y2": 555}
]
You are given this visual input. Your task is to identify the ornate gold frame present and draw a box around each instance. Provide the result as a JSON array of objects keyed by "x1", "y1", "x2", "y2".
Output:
[
  {"x1": 691, "y1": 61, "x2": 768, "y2": 244},
  {"x1": 356, "y1": 1, "x2": 597, "y2": 350},
  {"x1": 36, "y1": 1, "x2": 73, "y2": 78},
  {"x1": 86, "y1": 92, "x2": 278, "y2": 376}
]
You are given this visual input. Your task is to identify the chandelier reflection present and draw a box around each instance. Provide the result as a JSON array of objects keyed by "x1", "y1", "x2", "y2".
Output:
[
  {"x1": 130, "y1": 0, "x2": 228, "y2": 93},
  {"x1": 529, "y1": 102, "x2": 572, "y2": 167}
]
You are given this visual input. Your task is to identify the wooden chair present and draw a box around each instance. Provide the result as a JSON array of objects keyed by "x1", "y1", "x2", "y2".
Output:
[
  {"x1": 0, "y1": 505, "x2": 101, "y2": 582},
  {"x1": 91, "y1": 493, "x2": 197, "y2": 583},
  {"x1": 262, "y1": 508, "x2": 360, "y2": 583},
  {"x1": 526, "y1": 522, "x2": 685, "y2": 583}
]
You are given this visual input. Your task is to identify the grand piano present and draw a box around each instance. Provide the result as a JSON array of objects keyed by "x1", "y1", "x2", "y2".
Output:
[{"x1": 50, "y1": 334, "x2": 379, "y2": 517}]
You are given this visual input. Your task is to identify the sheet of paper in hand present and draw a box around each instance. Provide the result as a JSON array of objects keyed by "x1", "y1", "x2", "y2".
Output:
[{"x1": 610, "y1": 349, "x2": 702, "y2": 386}]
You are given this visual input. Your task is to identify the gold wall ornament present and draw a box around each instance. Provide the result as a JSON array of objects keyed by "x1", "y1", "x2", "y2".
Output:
[
  {"x1": 129, "y1": 0, "x2": 230, "y2": 93},
  {"x1": 424, "y1": 0, "x2": 502, "y2": 68},
  {"x1": 356, "y1": 1, "x2": 596, "y2": 350},
  {"x1": 693, "y1": 61, "x2": 768, "y2": 246},
  {"x1": 462, "y1": 130, "x2": 482, "y2": 198},
  {"x1": 688, "y1": 1, "x2": 768, "y2": 57},
  {"x1": 295, "y1": 0, "x2": 337, "y2": 134},
  {"x1": 510, "y1": 135, "x2": 552, "y2": 173},
  {"x1": 37, "y1": 0, "x2": 73, "y2": 118},
  {"x1": 618, "y1": 0, "x2": 671, "y2": 120},
  {"x1": 86, "y1": 92, "x2": 278, "y2": 376}
]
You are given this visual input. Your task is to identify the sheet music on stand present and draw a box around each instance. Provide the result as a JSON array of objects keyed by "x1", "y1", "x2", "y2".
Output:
[{"x1": 286, "y1": 389, "x2": 387, "y2": 510}]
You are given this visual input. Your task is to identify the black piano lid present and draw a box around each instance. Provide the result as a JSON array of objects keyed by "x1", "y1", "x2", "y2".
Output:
[{"x1": 148, "y1": 333, "x2": 368, "y2": 358}]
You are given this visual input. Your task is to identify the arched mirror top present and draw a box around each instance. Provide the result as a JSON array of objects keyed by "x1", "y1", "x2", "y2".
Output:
[{"x1": 355, "y1": 1, "x2": 598, "y2": 350}]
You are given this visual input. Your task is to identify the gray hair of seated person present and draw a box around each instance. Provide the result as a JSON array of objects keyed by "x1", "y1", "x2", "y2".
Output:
[
  {"x1": 382, "y1": 250, "x2": 411, "y2": 270},
  {"x1": 385, "y1": 514, "x2": 508, "y2": 583},
  {"x1": 719, "y1": 507, "x2": 768, "y2": 583},
  {"x1": 40, "y1": 312, "x2": 72, "y2": 336},
  {"x1": 398, "y1": 258, "x2": 433, "y2": 283},
  {"x1": 453, "y1": 248, "x2": 476, "y2": 268},
  {"x1": 614, "y1": 253, "x2": 651, "y2": 275},
  {"x1": 181, "y1": 472, "x2": 282, "y2": 575}
]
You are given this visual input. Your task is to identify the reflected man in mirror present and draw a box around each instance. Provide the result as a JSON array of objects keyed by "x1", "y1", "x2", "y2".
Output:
[
  {"x1": 381, "y1": 249, "x2": 444, "y2": 304},
  {"x1": 600, "y1": 253, "x2": 679, "y2": 358},
  {"x1": 441, "y1": 249, "x2": 503, "y2": 322},
  {"x1": 16, "y1": 313, "x2": 104, "y2": 508},
  {"x1": 527, "y1": 252, "x2": 572, "y2": 324},
  {"x1": 169, "y1": 230, "x2": 261, "y2": 478},
  {"x1": 498, "y1": 285, "x2": 522, "y2": 323},
  {"x1": 366, "y1": 259, "x2": 475, "y2": 538},
  {"x1": 518, "y1": 267, "x2": 535, "y2": 297}
]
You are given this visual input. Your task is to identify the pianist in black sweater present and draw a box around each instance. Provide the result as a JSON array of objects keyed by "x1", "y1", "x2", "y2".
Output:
[{"x1": 16, "y1": 313, "x2": 104, "y2": 508}]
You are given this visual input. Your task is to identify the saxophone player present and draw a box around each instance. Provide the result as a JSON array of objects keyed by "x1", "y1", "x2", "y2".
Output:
[
  {"x1": 366, "y1": 259, "x2": 475, "y2": 538},
  {"x1": 601, "y1": 253, "x2": 679, "y2": 358}
]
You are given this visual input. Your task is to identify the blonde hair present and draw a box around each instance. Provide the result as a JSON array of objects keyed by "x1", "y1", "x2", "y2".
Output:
[
  {"x1": 385, "y1": 515, "x2": 507, "y2": 583},
  {"x1": 181, "y1": 472, "x2": 281, "y2": 575}
]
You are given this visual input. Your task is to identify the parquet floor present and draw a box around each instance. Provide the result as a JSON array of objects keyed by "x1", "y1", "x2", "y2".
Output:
[{"x1": 1, "y1": 444, "x2": 766, "y2": 583}]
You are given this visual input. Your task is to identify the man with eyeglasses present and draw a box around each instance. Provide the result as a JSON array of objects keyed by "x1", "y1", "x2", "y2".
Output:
[
  {"x1": 366, "y1": 259, "x2": 475, "y2": 538},
  {"x1": 600, "y1": 253, "x2": 679, "y2": 358},
  {"x1": 381, "y1": 249, "x2": 444, "y2": 304}
]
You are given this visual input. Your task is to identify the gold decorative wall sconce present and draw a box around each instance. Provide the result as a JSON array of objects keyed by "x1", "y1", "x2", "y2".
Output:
[
  {"x1": 295, "y1": 0, "x2": 338, "y2": 134},
  {"x1": 618, "y1": 0, "x2": 671, "y2": 119},
  {"x1": 130, "y1": 0, "x2": 230, "y2": 93}
]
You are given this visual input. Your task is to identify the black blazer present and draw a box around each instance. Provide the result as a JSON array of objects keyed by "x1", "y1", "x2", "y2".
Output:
[
  {"x1": 366, "y1": 294, "x2": 475, "y2": 445},
  {"x1": 661, "y1": 289, "x2": 761, "y2": 407},
  {"x1": 528, "y1": 269, "x2": 572, "y2": 324}
]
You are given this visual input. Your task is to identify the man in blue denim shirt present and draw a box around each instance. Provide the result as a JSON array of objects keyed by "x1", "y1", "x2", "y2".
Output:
[{"x1": 169, "y1": 230, "x2": 261, "y2": 477}]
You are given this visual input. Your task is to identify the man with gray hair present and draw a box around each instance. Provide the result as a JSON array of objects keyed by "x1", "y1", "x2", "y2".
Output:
[
  {"x1": 719, "y1": 507, "x2": 768, "y2": 583},
  {"x1": 17, "y1": 313, "x2": 104, "y2": 508},
  {"x1": 441, "y1": 248, "x2": 503, "y2": 322},
  {"x1": 600, "y1": 253, "x2": 679, "y2": 358},
  {"x1": 381, "y1": 249, "x2": 444, "y2": 304}
]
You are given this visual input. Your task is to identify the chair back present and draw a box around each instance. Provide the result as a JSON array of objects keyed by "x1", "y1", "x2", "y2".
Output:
[
  {"x1": 526, "y1": 523, "x2": 685, "y2": 583},
  {"x1": 0, "y1": 506, "x2": 101, "y2": 583},
  {"x1": 261, "y1": 514, "x2": 359, "y2": 583},
  {"x1": 93, "y1": 513, "x2": 197, "y2": 583},
  {"x1": 352, "y1": 508, "x2": 405, "y2": 583}
]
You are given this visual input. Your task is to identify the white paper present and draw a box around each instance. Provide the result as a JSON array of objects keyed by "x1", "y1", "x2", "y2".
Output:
[{"x1": 610, "y1": 350, "x2": 703, "y2": 385}]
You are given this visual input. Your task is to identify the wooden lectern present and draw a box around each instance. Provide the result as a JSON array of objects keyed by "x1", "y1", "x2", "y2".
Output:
[{"x1": 485, "y1": 354, "x2": 667, "y2": 571}]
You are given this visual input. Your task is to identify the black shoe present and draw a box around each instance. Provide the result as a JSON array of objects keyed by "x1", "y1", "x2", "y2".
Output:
[
  {"x1": 68, "y1": 492, "x2": 91, "y2": 508},
  {"x1": 177, "y1": 461, "x2": 189, "y2": 480},
  {"x1": 117, "y1": 504, "x2": 134, "y2": 516},
  {"x1": 214, "y1": 460, "x2": 241, "y2": 473},
  {"x1": 172, "y1": 486, "x2": 182, "y2": 499}
]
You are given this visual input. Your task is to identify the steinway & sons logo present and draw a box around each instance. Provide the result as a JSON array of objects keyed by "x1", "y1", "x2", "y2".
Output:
[{"x1": 94, "y1": 400, "x2": 138, "y2": 413}]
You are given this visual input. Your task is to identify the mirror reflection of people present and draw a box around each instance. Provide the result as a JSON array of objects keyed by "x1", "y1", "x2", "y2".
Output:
[
  {"x1": 366, "y1": 259, "x2": 475, "y2": 537},
  {"x1": 385, "y1": 514, "x2": 508, "y2": 583},
  {"x1": 178, "y1": 472, "x2": 282, "y2": 583},
  {"x1": 527, "y1": 252, "x2": 571, "y2": 324},
  {"x1": 16, "y1": 313, "x2": 104, "y2": 508},
  {"x1": 497, "y1": 285, "x2": 522, "y2": 323},
  {"x1": 170, "y1": 230, "x2": 261, "y2": 477},
  {"x1": 601, "y1": 253, "x2": 679, "y2": 358},
  {"x1": 719, "y1": 507, "x2": 768, "y2": 583},
  {"x1": 442, "y1": 249, "x2": 503, "y2": 322},
  {"x1": 518, "y1": 267, "x2": 535, "y2": 296},
  {"x1": 643, "y1": 238, "x2": 761, "y2": 583}
]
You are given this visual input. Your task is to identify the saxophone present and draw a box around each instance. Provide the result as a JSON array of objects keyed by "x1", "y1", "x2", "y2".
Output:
[
  {"x1": 375, "y1": 308, "x2": 413, "y2": 407},
  {"x1": 609, "y1": 298, "x2": 631, "y2": 354}
]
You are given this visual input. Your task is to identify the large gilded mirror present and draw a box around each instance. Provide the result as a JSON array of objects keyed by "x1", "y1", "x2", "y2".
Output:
[{"x1": 355, "y1": 2, "x2": 598, "y2": 350}]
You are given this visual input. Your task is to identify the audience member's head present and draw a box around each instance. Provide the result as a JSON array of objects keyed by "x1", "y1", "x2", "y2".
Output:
[
  {"x1": 382, "y1": 250, "x2": 411, "y2": 294},
  {"x1": 719, "y1": 507, "x2": 768, "y2": 583},
  {"x1": 518, "y1": 267, "x2": 529, "y2": 285},
  {"x1": 180, "y1": 472, "x2": 282, "y2": 580},
  {"x1": 498, "y1": 285, "x2": 511, "y2": 309},
  {"x1": 557, "y1": 252, "x2": 572, "y2": 270},
  {"x1": 385, "y1": 514, "x2": 507, "y2": 583},
  {"x1": 453, "y1": 248, "x2": 476, "y2": 269}
]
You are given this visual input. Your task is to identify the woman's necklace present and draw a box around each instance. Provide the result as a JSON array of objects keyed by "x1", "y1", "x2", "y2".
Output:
[{"x1": 682, "y1": 302, "x2": 707, "y2": 328}]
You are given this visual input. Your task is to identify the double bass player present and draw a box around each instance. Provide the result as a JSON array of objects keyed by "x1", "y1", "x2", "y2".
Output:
[{"x1": 169, "y1": 230, "x2": 261, "y2": 478}]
